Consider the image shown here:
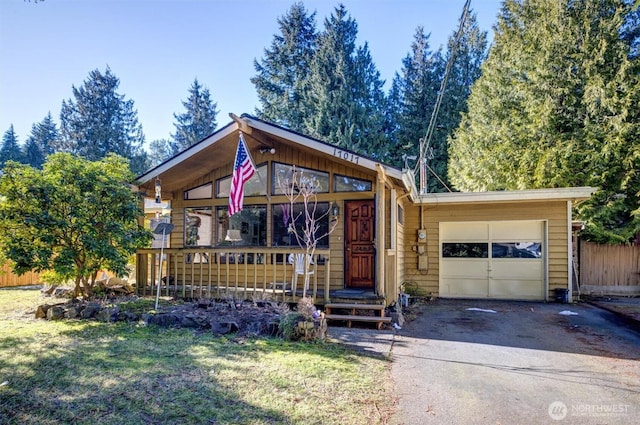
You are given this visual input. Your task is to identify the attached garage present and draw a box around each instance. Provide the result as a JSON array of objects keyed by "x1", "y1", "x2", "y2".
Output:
[
  {"x1": 402, "y1": 187, "x2": 596, "y2": 302},
  {"x1": 439, "y1": 220, "x2": 545, "y2": 300}
]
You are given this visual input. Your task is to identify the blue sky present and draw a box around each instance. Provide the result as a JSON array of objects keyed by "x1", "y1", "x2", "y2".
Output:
[{"x1": 0, "y1": 0, "x2": 503, "y2": 147}]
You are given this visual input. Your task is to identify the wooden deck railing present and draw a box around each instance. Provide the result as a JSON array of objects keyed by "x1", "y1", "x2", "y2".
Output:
[{"x1": 136, "y1": 248, "x2": 331, "y2": 304}]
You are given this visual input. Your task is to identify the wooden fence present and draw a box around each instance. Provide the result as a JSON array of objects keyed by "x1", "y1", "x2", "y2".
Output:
[
  {"x1": 0, "y1": 264, "x2": 41, "y2": 288},
  {"x1": 579, "y1": 241, "x2": 640, "y2": 295}
]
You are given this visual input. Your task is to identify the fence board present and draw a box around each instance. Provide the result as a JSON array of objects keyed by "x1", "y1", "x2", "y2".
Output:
[
  {"x1": 0, "y1": 264, "x2": 41, "y2": 288},
  {"x1": 580, "y1": 241, "x2": 640, "y2": 287}
]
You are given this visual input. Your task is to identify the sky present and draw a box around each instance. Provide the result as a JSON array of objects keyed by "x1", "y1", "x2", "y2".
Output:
[{"x1": 0, "y1": 0, "x2": 503, "y2": 148}]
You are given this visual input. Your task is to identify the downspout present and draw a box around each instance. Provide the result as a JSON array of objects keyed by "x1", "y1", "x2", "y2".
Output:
[{"x1": 567, "y1": 200, "x2": 573, "y2": 303}]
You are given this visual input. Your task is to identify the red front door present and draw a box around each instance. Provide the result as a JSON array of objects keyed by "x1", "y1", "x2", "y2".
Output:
[{"x1": 345, "y1": 200, "x2": 375, "y2": 289}]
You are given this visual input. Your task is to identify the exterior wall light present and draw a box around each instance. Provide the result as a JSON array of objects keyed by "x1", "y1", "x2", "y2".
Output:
[{"x1": 331, "y1": 202, "x2": 340, "y2": 220}]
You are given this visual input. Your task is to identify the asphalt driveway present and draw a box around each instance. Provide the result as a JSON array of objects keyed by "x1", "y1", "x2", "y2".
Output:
[{"x1": 390, "y1": 299, "x2": 640, "y2": 425}]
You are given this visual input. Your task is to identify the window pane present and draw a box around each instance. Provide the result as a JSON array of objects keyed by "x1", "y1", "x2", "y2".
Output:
[
  {"x1": 442, "y1": 242, "x2": 488, "y2": 258},
  {"x1": 216, "y1": 164, "x2": 267, "y2": 198},
  {"x1": 184, "y1": 183, "x2": 212, "y2": 200},
  {"x1": 185, "y1": 208, "x2": 212, "y2": 246},
  {"x1": 215, "y1": 206, "x2": 266, "y2": 247},
  {"x1": 272, "y1": 163, "x2": 329, "y2": 195},
  {"x1": 272, "y1": 203, "x2": 330, "y2": 247},
  {"x1": 334, "y1": 174, "x2": 372, "y2": 192},
  {"x1": 492, "y1": 242, "x2": 542, "y2": 258}
]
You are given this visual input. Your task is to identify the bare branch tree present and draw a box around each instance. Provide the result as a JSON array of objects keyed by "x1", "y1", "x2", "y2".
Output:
[{"x1": 277, "y1": 166, "x2": 337, "y2": 297}]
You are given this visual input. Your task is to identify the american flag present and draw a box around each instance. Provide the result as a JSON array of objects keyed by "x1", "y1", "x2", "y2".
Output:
[{"x1": 228, "y1": 134, "x2": 256, "y2": 216}]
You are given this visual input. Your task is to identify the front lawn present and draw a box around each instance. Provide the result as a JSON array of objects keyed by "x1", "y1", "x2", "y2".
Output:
[{"x1": 0, "y1": 288, "x2": 394, "y2": 424}]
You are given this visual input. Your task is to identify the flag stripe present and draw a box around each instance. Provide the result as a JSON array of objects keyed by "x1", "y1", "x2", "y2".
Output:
[{"x1": 228, "y1": 134, "x2": 256, "y2": 216}]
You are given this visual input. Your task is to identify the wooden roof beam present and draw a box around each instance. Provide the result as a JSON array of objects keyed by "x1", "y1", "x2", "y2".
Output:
[{"x1": 229, "y1": 113, "x2": 253, "y2": 135}]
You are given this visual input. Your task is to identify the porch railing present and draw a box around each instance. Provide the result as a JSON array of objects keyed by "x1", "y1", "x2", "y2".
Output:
[{"x1": 136, "y1": 248, "x2": 331, "y2": 304}]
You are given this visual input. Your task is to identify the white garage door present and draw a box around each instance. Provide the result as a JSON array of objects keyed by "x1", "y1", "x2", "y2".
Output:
[{"x1": 439, "y1": 221, "x2": 546, "y2": 300}]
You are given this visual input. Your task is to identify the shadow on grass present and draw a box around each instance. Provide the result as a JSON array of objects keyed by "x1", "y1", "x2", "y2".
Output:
[{"x1": 0, "y1": 319, "x2": 388, "y2": 425}]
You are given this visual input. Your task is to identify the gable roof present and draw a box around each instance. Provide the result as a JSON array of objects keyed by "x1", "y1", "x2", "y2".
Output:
[{"x1": 135, "y1": 114, "x2": 403, "y2": 197}]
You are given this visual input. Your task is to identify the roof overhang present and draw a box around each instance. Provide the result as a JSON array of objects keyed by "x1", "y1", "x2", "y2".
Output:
[
  {"x1": 134, "y1": 114, "x2": 403, "y2": 198},
  {"x1": 415, "y1": 186, "x2": 597, "y2": 205}
]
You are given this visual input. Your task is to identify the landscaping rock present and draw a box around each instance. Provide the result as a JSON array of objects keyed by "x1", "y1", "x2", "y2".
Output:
[
  {"x1": 35, "y1": 304, "x2": 50, "y2": 319},
  {"x1": 81, "y1": 303, "x2": 101, "y2": 319},
  {"x1": 147, "y1": 313, "x2": 182, "y2": 327},
  {"x1": 46, "y1": 305, "x2": 65, "y2": 320},
  {"x1": 211, "y1": 321, "x2": 239, "y2": 335}
]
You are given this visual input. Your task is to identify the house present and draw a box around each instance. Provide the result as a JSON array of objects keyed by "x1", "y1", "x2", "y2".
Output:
[{"x1": 133, "y1": 114, "x2": 595, "y2": 309}]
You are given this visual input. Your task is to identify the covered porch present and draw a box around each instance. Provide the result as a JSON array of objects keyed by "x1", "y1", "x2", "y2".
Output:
[{"x1": 136, "y1": 247, "x2": 388, "y2": 306}]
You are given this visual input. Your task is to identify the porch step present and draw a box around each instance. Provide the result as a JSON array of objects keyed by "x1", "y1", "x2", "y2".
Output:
[{"x1": 324, "y1": 303, "x2": 389, "y2": 330}]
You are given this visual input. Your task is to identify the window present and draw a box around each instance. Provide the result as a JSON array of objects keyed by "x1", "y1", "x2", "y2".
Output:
[
  {"x1": 216, "y1": 163, "x2": 268, "y2": 198},
  {"x1": 215, "y1": 206, "x2": 266, "y2": 247},
  {"x1": 492, "y1": 242, "x2": 542, "y2": 259},
  {"x1": 334, "y1": 174, "x2": 372, "y2": 192},
  {"x1": 184, "y1": 182, "x2": 212, "y2": 200},
  {"x1": 272, "y1": 203, "x2": 331, "y2": 247},
  {"x1": 397, "y1": 205, "x2": 404, "y2": 225},
  {"x1": 442, "y1": 243, "x2": 488, "y2": 258},
  {"x1": 272, "y1": 163, "x2": 329, "y2": 195},
  {"x1": 185, "y1": 208, "x2": 212, "y2": 246}
]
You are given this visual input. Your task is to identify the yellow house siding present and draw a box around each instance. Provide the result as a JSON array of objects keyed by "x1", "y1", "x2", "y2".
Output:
[
  {"x1": 403, "y1": 201, "x2": 569, "y2": 299},
  {"x1": 154, "y1": 143, "x2": 382, "y2": 292}
]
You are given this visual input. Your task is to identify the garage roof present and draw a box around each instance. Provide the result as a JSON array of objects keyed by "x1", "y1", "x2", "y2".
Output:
[{"x1": 416, "y1": 186, "x2": 597, "y2": 205}]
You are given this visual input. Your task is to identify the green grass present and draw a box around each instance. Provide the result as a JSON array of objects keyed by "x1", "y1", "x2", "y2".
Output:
[{"x1": 0, "y1": 288, "x2": 394, "y2": 425}]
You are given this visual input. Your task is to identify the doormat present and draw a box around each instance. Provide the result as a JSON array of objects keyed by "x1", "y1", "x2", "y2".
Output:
[{"x1": 333, "y1": 289, "x2": 369, "y2": 296}]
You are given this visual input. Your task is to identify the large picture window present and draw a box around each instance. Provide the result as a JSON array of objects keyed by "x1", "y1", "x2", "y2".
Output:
[
  {"x1": 216, "y1": 206, "x2": 266, "y2": 247},
  {"x1": 272, "y1": 203, "x2": 331, "y2": 248},
  {"x1": 185, "y1": 207, "x2": 212, "y2": 246},
  {"x1": 272, "y1": 163, "x2": 329, "y2": 195},
  {"x1": 216, "y1": 163, "x2": 268, "y2": 198}
]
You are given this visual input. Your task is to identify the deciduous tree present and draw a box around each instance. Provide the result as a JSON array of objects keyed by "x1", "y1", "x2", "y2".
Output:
[{"x1": 0, "y1": 153, "x2": 152, "y2": 298}]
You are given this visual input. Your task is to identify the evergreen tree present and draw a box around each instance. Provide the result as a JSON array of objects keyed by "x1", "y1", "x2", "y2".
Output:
[
  {"x1": 252, "y1": 2, "x2": 318, "y2": 131},
  {"x1": 0, "y1": 125, "x2": 24, "y2": 169},
  {"x1": 171, "y1": 78, "x2": 218, "y2": 153},
  {"x1": 449, "y1": 0, "x2": 640, "y2": 243},
  {"x1": 22, "y1": 137, "x2": 45, "y2": 169},
  {"x1": 58, "y1": 67, "x2": 146, "y2": 171},
  {"x1": 303, "y1": 5, "x2": 387, "y2": 155},
  {"x1": 148, "y1": 139, "x2": 174, "y2": 167},
  {"x1": 30, "y1": 112, "x2": 59, "y2": 157},
  {"x1": 387, "y1": 27, "x2": 444, "y2": 177}
]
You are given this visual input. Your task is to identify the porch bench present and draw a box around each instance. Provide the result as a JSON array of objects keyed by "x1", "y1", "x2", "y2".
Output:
[{"x1": 324, "y1": 303, "x2": 389, "y2": 330}]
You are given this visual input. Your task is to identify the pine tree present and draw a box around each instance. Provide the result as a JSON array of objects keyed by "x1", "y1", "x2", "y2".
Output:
[
  {"x1": 23, "y1": 137, "x2": 45, "y2": 169},
  {"x1": 171, "y1": 78, "x2": 218, "y2": 153},
  {"x1": 148, "y1": 139, "x2": 174, "y2": 167},
  {"x1": 0, "y1": 125, "x2": 24, "y2": 169},
  {"x1": 252, "y1": 2, "x2": 318, "y2": 132},
  {"x1": 303, "y1": 5, "x2": 387, "y2": 155},
  {"x1": 30, "y1": 112, "x2": 59, "y2": 157},
  {"x1": 58, "y1": 67, "x2": 146, "y2": 170},
  {"x1": 387, "y1": 27, "x2": 444, "y2": 177},
  {"x1": 449, "y1": 0, "x2": 640, "y2": 243}
]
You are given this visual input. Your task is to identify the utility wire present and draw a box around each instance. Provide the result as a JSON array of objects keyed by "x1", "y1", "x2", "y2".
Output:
[{"x1": 415, "y1": 0, "x2": 471, "y2": 194}]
